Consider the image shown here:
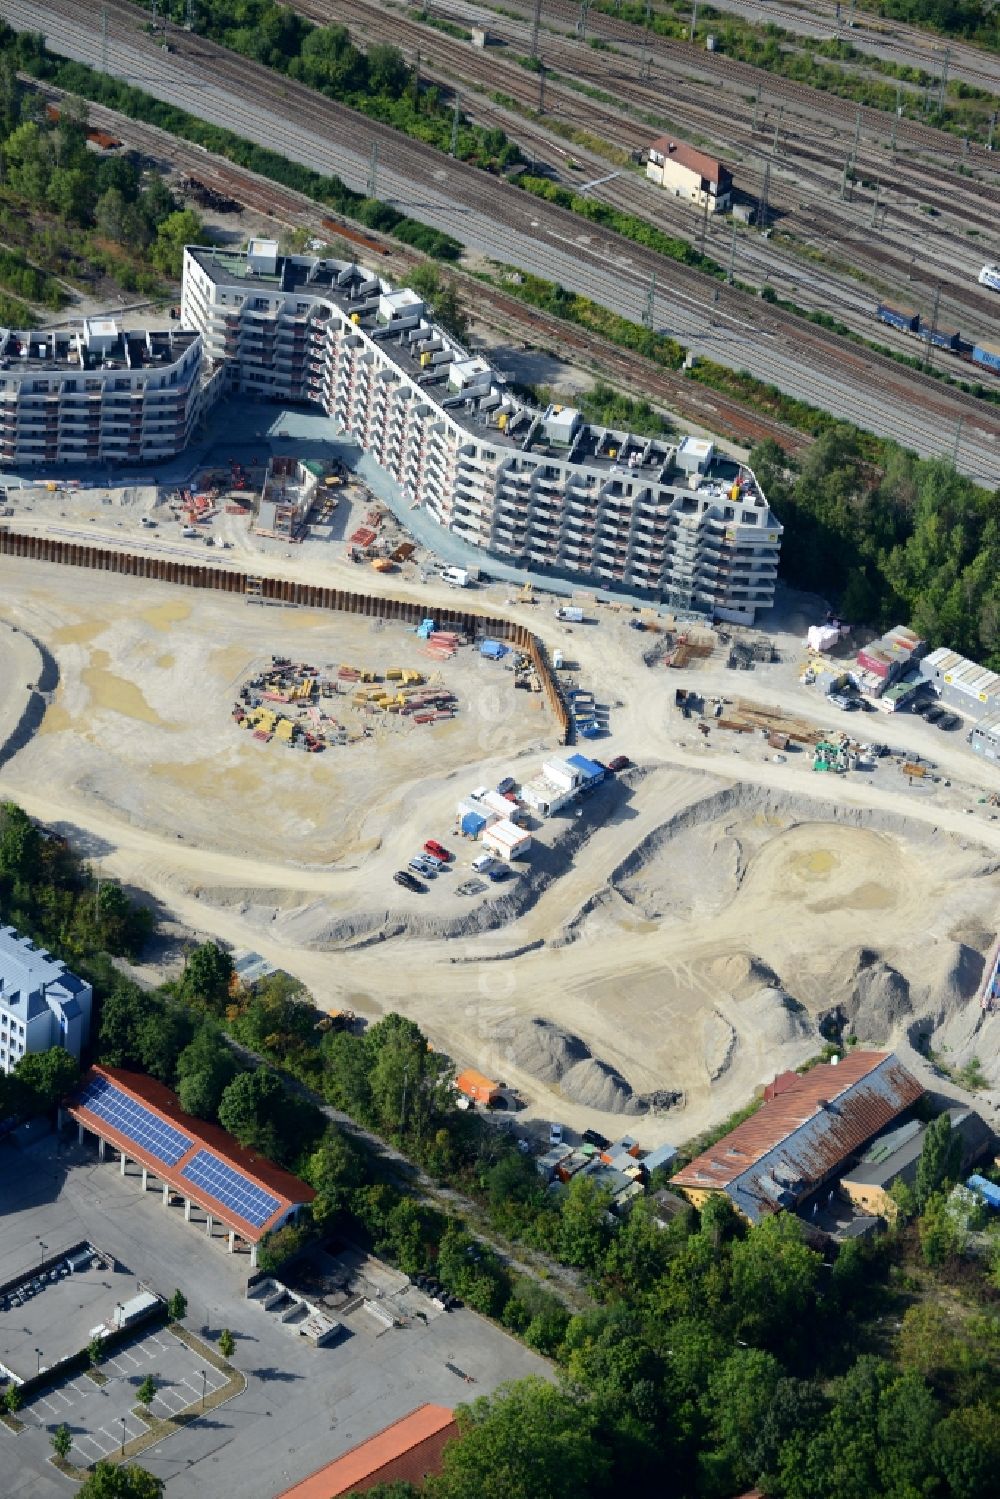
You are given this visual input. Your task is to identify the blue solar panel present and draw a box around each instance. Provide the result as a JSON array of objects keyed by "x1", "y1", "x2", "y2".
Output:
[
  {"x1": 180, "y1": 1149, "x2": 280, "y2": 1227},
  {"x1": 78, "y1": 1077, "x2": 193, "y2": 1166}
]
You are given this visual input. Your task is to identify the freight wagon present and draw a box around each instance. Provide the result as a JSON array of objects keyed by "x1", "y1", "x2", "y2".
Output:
[
  {"x1": 875, "y1": 303, "x2": 995, "y2": 376},
  {"x1": 321, "y1": 219, "x2": 390, "y2": 257},
  {"x1": 972, "y1": 341, "x2": 1000, "y2": 373}
]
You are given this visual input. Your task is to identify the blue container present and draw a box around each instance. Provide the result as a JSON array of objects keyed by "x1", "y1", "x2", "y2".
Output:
[
  {"x1": 972, "y1": 342, "x2": 1000, "y2": 373},
  {"x1": 877, "y1": 302, "x2": 919, "y2": 333},
  {"x1": 967, "y1": 1174, "x2": 1000, "y2": 1210}
]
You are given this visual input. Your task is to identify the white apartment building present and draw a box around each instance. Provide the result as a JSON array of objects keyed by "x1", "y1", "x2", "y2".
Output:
[
  {"x1": 0, "y1": 925, "x2": 92, "y2": 1075},
  {"x1": 182, "y1": 242, "x2": 781, "y2": 621},
  {"x1": 0, "y1": 317, "x2": 215, "y2": 468}
]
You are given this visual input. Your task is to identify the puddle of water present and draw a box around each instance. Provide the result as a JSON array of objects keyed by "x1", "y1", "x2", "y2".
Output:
[{"x1": 140, "y1": 600, "x2": 192, "y2": 632}]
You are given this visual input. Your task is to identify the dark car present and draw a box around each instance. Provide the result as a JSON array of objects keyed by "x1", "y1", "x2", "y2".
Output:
[
  {"x1": 924, "y1": 705, "x2": 945, "y2": 724},
  {"x1": 938, "y1": 712, "x2": 960, "y2": 731},
  {"x1": 607, "y1": 754, "x2": 632, "y2": 772},
  {"x1": 582, "y1": 1128, "x2": 610, "y2": 1150},
  {"x1": 911, "y1": 698, "x2": 934, "y2": 716},
  {"x1": 394, "y1": 870, "x2": 425, "y2": 892}
]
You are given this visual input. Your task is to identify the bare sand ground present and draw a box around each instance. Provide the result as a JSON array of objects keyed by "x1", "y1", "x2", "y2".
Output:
[{"x1": 3, "y1": 556, "x2": 1000, "y2": 1145}]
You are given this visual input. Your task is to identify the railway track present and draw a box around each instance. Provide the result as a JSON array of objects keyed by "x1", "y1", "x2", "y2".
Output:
[{"x1": 7, "y1": 0, "x2": 1000, "y2": 482}]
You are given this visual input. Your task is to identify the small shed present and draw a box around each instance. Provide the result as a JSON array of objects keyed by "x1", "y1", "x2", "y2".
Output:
[
  {"x1": 455, "y1": 1069, "x2": 501, "y2": 1106},
  {"x1": 642, "y1": 1142, "x2": 678, "y2": 1176},
  {"x1": 480, "y1": 639, "x2": 508, "y2": 660},
  {"x1": 460, "y1": 811, "x2": 488, "y2": 839},
  {"x1": 482, "y1": 817, "x2": 532, "y2": 863}
]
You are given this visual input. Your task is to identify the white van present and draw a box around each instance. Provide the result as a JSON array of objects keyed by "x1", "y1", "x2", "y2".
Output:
[
  {"x1": 472, "y1": 853, "x2": 495, "y2": 874},
  {"x1": 441, "y1": 566, "x2": 470, "y2": 587}
]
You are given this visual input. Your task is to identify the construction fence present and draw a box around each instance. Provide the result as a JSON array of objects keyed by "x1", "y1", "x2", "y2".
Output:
[{"x1": 0, "y1": 529, "x2": 569, "y2": 742}]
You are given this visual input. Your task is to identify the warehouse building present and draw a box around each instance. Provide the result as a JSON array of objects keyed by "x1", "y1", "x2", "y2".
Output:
[
  {"x1": 0, "y1": 925, "x2": 92, "y2": 1074},
  {"x1": 969, "y1": 707, "x2": 1000, "y2": 762},
  {"x1": 64, "y1": 1065, "x2": 314, "y2": 1266},
  {"x1": 840, "y1": 1107, "x2": 991, "y2": 1220},
  {"x1": 179, "y1": 243, "x2": 781, "y2": 621},
  {"x1": 0, "y1": 319, "x2": 216, "y2": 467},
  {"x1": 672, "y1": 1051, "x2": 924, "y2": 1221},
  {"x1": 646, "y1": 137, "x2": 733, "y2": 212},
  {"x1": 277, "y1": 1404, "x2": 458, "y2": 1498},
  {"x1": 920, "y1": 646, "x2": 1000, "y2": 718}
]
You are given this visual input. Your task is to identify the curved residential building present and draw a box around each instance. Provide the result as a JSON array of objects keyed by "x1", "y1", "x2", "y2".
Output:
[
  {"x1": 0, "y1": 318, "x2": 214, "y2": 468},
  {"x1": 186, "y1": 240, "x2": 781, "y2": 621}
]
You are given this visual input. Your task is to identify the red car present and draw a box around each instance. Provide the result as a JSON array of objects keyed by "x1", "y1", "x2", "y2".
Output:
[
  {"x1": 607, "y1": 755, "x2": 632, "y2": 773},
  {"x1": 424, "y1": 839, "x2": 453, "y2": 861}
]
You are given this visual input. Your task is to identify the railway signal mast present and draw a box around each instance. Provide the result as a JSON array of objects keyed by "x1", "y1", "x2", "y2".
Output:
[{"x1": 530, "y1": 0, "x2": 542, "y2": 61}]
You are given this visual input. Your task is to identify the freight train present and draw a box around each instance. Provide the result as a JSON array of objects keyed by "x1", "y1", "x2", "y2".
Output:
[{"x1": 876, "y1": 300, "x2": 1000, "y2": 376}]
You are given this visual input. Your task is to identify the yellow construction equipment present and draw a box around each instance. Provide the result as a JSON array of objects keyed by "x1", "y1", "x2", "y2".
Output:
[
  {"x1": 519, "y1": 581, "x2": 534, "y2": 604},
  {"x1": 275, "y1": 717, "x2": 296, "y2": 743}
]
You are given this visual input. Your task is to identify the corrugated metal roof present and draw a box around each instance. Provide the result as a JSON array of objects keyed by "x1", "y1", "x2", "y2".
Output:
[
  {"x1": 924, "y1": 647, "x2": 958, "y2": 670},
  {"x1": 673, "y1": 1052, "x2": 923, "y2": 1221},
  {"x1": 277, "y1": 1405, "x2": 457, "y2": 1499}
]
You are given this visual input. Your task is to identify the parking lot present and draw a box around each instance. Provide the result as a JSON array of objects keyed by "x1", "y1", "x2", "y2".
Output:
[
  {"x1": 2, "y1": 1131, "x2": 550, "y2": 1499},
  {"x1": 14, "y1": 1326, "x2": 228, "y2": 1469}
]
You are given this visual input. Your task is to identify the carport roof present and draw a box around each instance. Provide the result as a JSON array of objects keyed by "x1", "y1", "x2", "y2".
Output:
[{"x1": 67, "y1": 1065, "x2": 314, "y2": 1243}]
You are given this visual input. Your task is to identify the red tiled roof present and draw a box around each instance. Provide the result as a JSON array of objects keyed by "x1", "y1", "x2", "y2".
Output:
[
  {"x1": 648, "y1": 135, "x2": 730, "y2": 185},
  {"x1": 67, "y1": 1065, "x2": 314, "y2": 1243},
  {"x1": 673, "y1": 1051, "x2": 924, "y2": 1208},
  {"x1": 277, "y1": 1404, "x2": 458, "y2": 1497}
]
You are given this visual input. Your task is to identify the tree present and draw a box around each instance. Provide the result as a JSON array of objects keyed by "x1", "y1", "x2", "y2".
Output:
[
  {"x1": 0, "y1": 801, "x2": 40, "y2": 878},
  {"x1": 701, "y1": 1347, "x2": 784, "y2": 1493},
  {"x1": 77, "y1": 1460, "x2": 164, "y2": 1499},
  {"x1": 175, "y1": 1022, "x2": 238, "y2": 1120},
  {"x1": 87, "y1": 1336, "x2": 104, "y2": 1370},
  {"x1": 918, "y1": 1191, "x2": 967, "y2": 1267},
  {"x1": 4, "y1": 1383, "x2": 22, "y2": 1413},
  {"x1": 51, "y1": 1422, "x2": 73, "y2": 1460},
  {"x1": 136, "y1": 1374, "x2": 157, "y2": 1410},
  {"x1": 557, "y1": 1174, "x2": 613, "y2": 1272},
  {"x1": 180, "y1": 943, "x2": 234, "y2": 1012},
  {"x1": 933, "y1": 1400, "x2": 1000, "y2": 1499},
  {"x1": 135, "y1": 1004, "x2": 194, "y2": 1085},
  {"x1": 304, "y1": 1126, "x2": 364, "y2": 1226},
  {"x1": 321, "y1": 1029, "x2": 373, "y2": 1119},
  {"x1": 218, "y1": 1328, "x2": 235, "y2": 1360},
  {"x1": 46, "y1": 164, "x2": 92, "y2": 223},
  {"x1": 14, "y1": 1047, "x2": 79, "y2": 1112},
  {"x1": 98, "y1": 978, "x2": 162, "y2": 1069},
  {"x1": 218, "y1": 1069, "x2": 287, "y2": 1160},
  {"x1": 426, "y1": 1378, "x2": 609, "y2": 1499},
  {"x1": 916, "y1": 1112, "x2": 962, "y2": 1210},
  {"x1": 150, "y1": 209, "x2": 203, "y2": 278},
  {"x1": 167, "y1": 1289, "x2": 187, "y2": 1323},
  {"x1": 897, "y1": 1303, "x2": 963, "y2": 1379},
  {"x1": 729, "y1": 1213, "x2": 822, "y2": 1352},
  {"x1": 366, "y1": 1013, "x2": 453, "y2": 1141}
]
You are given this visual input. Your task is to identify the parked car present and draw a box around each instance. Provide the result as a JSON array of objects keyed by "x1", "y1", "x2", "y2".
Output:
[
  {"x1": 394, "y1": 870, "x2": 424, "y2": 891},
  {"x1": 582, "y1": 1128, "x2": 610, "y2": 1149},
  {"x1": 424, "y1": 839, "x2": 452, "y2": 861},
  {"x1": 496, "y1": 775, "x2": 516, "y2": 794},
  {"x1": 938, "y1": 712, "x2": 960, "y2": 731},
  {"x1": 549, "y1": 1123, "x2": 564, "y2": 1146},
  {"x1": 409, "y1": 856, "x2": 436, "y2": 878},
  {"x1": 911, "y1": 698, "x2": 933, "y2": 716},
  {"x1": 421, "y1": 852, "x2": 446, "y2": 870},
  {"x1": 607, "y1": 754, "x2": 632, "y2": 772},
  {"x1": 924, "y1": 705, "x2": 944, "y2": 724},
  {"x1": 487, "y1": 866, "x2": 512, "y2": 882}
]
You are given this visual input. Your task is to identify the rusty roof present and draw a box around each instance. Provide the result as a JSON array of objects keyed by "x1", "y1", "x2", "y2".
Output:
[
  {"x1": 648, "y1": 135, "x2": 731, "y2": 186},
  {"x1": 276, "y1": 1404, "x2": 457, "y2": 1497},
  {"x1": 68, "y1": 1065, "x2": 315, "y2": 1243},
  {"x1": 673, "y1": 1052, "x2": 923, "y2": 1222}
]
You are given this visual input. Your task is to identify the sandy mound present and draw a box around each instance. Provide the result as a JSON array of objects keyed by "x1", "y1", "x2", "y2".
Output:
[
  {"x1": 709, "y1": 952, "x2": 781, "y2": 1001},
  {"x1": 561, "y1": 1056, "x2": 644, "y2": 1114},
  {"x1": 918, "y1": 941, "x2": 985, "y2": 1010},
  {"x1": 737, "y1": 985, "x2": 813, "y2": 1047},
  {"x1": 846, "y1": 949, "x2": 912, "y2": 1042},
  {"x1": 703, "y1": 1009, "x2": 738, "y2": 1081},
  {"x1": 502, "y1": 1017, "x2": 643, "y2": 1114}
]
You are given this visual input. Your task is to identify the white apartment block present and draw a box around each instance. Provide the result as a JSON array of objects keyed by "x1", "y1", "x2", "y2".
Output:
[
  {"x1": 0, "y1": 317, "x2": 216, "y2": 468},
  {"x1": 0, "y1": 925, "x2": 92, "y2": 1075}
]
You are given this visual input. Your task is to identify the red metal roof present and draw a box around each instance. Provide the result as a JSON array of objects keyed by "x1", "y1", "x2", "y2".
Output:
[
  {"x1": 276, "y1": 1404, "x2": 457, "y2": 1497},
  {"x1": 67, "y1": 1065, "x2": 314, "y2": 1243},
  {"x1": 673, "y1": 1052, "x2": 924, "y2": 1216}
]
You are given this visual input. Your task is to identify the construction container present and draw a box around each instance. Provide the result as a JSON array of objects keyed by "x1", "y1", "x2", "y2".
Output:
[{"x1": 973, "y1": 341, "x2": 1000, "y2": 373}]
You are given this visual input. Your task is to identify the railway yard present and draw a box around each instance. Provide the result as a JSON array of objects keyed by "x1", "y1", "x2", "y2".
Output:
[
  {"x1": 6, "y1": 0, "x2": 1000, "y2": 479},
  {"x1": 1, "y1": 0, "x2": 1000, "y2": 1145}
]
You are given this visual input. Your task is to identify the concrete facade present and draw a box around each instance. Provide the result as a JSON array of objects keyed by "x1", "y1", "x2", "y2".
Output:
[
  {"x1": 180, "y1": 243, "x2": 781, "y2": 621},
  {"x1": 920, "y1": 646, "x2": 1000, "y2": 718},
  {"x1": 0, "y1": 924, "x2": 92, "y2": 1074},
  {"x1": 646, "y1": 137, "x2": 732, "y2": 212},
  {"x1": 0, "y1": 320, "x2": 216, "y2": 467}
]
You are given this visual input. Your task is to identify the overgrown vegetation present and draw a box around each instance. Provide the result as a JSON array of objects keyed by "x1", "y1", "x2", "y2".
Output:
[
  {"x1": 2, "y1": 24, "x2": 461, "y2": 262},
  {"x1": 3, "y1": 804, "x2": 1000, "y2": 1496}
]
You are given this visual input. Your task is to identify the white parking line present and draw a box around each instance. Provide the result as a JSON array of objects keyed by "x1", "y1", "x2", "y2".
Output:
[
  {"x1": 119, "y1": 1350, "x2": 140, "y2": 1367},
  {"x1": 51, "y1": 1388, "x2": 73, "y2": 1407},
  {"x1": 35, "y1": 1396, "x2": 60, "y2": 1416},
  {"x1": 67, "y1": 1380, "x2": 91, "y2": 1396},
  {"x1": 106, "y1": 1358, "x2": 129, "y2": 1375}
]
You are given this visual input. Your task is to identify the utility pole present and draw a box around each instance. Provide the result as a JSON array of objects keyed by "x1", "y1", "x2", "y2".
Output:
[
  {"x1": 952, "y1": 415, "x2": 963, "y2": 468},
  {"x1": 938, "y1": 46, "x2": 951, "y2": 111},
  {"x1": 751, "y1": 84, "x2": 760, "y2": 133},
  {"x1": 186, "y1": 0, "x2": 195, "y2": 28},
  {"x1": 759, "y1": 159, "x2": 770, "y2": 234},
  {"x1": 577, "y1": 0, "x2": 590, "y2": 39},
  {"x1": 868, "y1": 178, "x2": 880, "y2": 230},
  {"x1": 773, "y1": 104, "x2": 784, "y2": 154},
  {"x1": 890, "y1": 100, "x2": 900, "y2": 153},
  {"x1": 699, "y1": 192, "x2": 709, "y2": 252},
  {"x1": 851, "y1": 104, "x2": 862, "y2": 168},
  {"x1": 924, "y1": 282, "x2": 941, "y2": 372},
  {"x1": 367, "y1": 141, "x2": 378, "y2": 199},
  {"x1": 449, "y1": 95, "x2": 460, "y2": 157},
  {"x1": 727, "y1": 219, "x2": 737, "y2": 283},
  {"x1": 839, "y1": 152, "x2": 851, "y2": 201},
  {"x1": 690, "y1": 0, "x2": 699, "y2": 42},
  {"x1": 538, "y1": 65, "x2": 546, "y2": 114},
  {"x1": 989, "y1": 110, "x2": 998, "y2": 152},
  {"x1": 642, "y1": 272, "x2": 656, "y2": 329},
  {"x1": 530, "y1": 0, "x2": 542, "y2": 61},
  {"x1": 101, "y1": 7, "x2": 109, "y2": 72}
]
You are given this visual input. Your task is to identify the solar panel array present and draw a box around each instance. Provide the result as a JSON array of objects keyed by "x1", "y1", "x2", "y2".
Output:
[
  {"x1": 78, "y1": 1076, "x2": 193, "y2": 1166},
  {"x1": 181, "y1": 1149, "x2": 281, "y2": 1228}
]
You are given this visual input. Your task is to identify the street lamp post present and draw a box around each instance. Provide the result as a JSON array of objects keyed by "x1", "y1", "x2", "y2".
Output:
[
  {"x1": 201, "y1": 1369, "x2": 207, "y2": 1409},
  {"x1": 120, "y1": 1415, "x2": 127, "y2": 1455}
]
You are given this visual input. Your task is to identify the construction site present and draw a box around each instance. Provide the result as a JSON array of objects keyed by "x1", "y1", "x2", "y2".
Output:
[{"x1": 1, "y1": 540, "x2": 1000, "y2": 1143}]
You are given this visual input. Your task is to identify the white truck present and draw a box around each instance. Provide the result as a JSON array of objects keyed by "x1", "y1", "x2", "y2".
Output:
[
  {"x1": 556, "y1": 606, "x2": 584, "y2": 623},
  {"x1": 441, "y1": 566, "x2": 476, "y2": 587}
]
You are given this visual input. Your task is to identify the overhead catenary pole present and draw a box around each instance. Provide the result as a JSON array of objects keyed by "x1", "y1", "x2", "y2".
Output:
[
  {"x1": 101, "y1": 7, "x2": 109, "y2": 72},
  {"x1": 367, "y1": 141, "x2": 378, "y2": 199},
  {"x1": 699, "y1": 191, "x2": 709, "y2": 252},
  {"x1": 690, "y1": 0, "x2": 699, "y2": 42},
  {"x1": 530, "y1": 0, "x2": 542, "y2": 60},
  {"x1": 989, "y1": 111, "x2": 998, "y2": 152},
  {"x1": 727, "y1": 219, "x2": 737, "y2": 282},
  {"x1": 851, "y1": 104, "x2": 862, "y2": 168},
  {"x1": 773, "y1": 104, "x2": 784, "y2": 154},
  {"x1": 924, "y1": 281, "x2": 941, "y2": 372},
  {"x1": 938, "y1": 46, "x2": 951, "y2": 111},
  {"x1": 538, "y1": 65, "x2": 546, "y2": 114},
  {"x1": 759, "y1": 158, "x2": 770, "y2": 233},
  {"x1": 449, "y1": 95, "x2": 460, "y2": 157},
  {"x1": 751, "y1": 84, "x2": 761, "y2": 133},
  {"x1": 642, "y1": 271, "x2": 656, "y2": 329},
  {"x1": 952, "y1": 415, "x2": 963, "y2": 468},
  {"x1": 839, "y1": 151, "x2": 851, "y2": 201},
  {"x1": 868, "y1": 179, "x2": 880, "y2": 229},
  {"x1": 577, "y1": 0, "x2": 591, "y2": 40}
]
